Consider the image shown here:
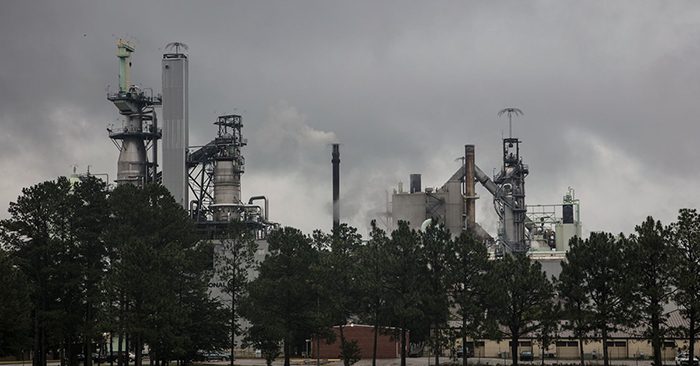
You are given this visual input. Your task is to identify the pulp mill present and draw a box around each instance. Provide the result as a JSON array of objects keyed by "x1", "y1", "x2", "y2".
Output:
[
  {"x1": 107, "y1": 40, "x2": 276, "y2": 238},
  {"x1": 389, "y1": 110, "x2": 581, "y2": 264},
  {"x1": 104, "y1": 39, "x2": 580, "y2": 266}
]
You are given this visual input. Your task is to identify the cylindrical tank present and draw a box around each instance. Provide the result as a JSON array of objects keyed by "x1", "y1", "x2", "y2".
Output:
[
  {"x1": 116, "y1": 115, "x2": 147, "y2": 186},
  {"x1": 409, "y1": 174, "x2": 421, "y2": 193},
  {"x1": 213, "y1": 159, "x2": 241, "y2": 221},
  {"x1": 563, "y1": 204, "x2": 574, "y2": 224}
]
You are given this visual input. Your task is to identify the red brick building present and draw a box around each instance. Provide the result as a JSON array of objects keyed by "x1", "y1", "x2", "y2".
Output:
[{"x1": 312, "y1": 325, "x2": 407, "y2": 359}]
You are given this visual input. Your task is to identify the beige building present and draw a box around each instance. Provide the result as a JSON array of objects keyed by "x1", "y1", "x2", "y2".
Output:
[{"x1": 446, "y1": 311, "x2": 695, "y2": 361}]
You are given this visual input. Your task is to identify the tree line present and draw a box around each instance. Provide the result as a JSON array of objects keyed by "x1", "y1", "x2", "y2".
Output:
[
  {"x1": 0, "y1": 178, "x2": 229, "y2": 366},
  {"x1": 2, "y1": 177, "x2": 700, "y2": 366},
  {"x1": 237, "y1": 214, "x2": 700, "y2": 366}
]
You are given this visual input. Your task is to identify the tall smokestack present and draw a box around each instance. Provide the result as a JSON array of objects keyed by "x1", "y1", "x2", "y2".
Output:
[
  {"x1": 162, "y1": 42, "x2": 189, "y2": 207},
  {"x1": 465, "y1": 144, "x2": 476, "y2": 229},
  {"x1": 332, "y1": 144, "x2": 340, "y2": 231}
]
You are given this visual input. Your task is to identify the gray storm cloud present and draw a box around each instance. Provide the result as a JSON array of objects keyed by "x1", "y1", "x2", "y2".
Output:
[{"x1": 1, "y1": 0, "x2": 700, "y2": 236}]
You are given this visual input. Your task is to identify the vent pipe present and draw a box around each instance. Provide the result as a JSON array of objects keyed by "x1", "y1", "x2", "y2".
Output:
[{"x1": 332, "y1": 144, "x2": 340, "y2": 231}]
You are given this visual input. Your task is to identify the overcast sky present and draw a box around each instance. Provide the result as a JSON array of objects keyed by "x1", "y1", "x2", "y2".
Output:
[{"x1": 1, "y1": 1, "x2": 699, "y2": 237}]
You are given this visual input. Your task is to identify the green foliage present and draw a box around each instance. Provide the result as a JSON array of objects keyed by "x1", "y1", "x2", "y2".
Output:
[
  {"x1": 339, "y1": 339, "x2": 362, "y2": 365},
  {"x1": 490, "y1": 253, "x2": 554, "y2": 366},
  {"x1": 561, "y1": 232, "x2": 633, "y2": 366},
  {"x1": 0, "y1": 248, "x2": 31, "y2": 356},
  {"x1": 312, "y1": 224, "x2": 364, "y2": 366},
  {"x1": 558, "y1": 236, "x2": 591, "y2": 366},
  {"x1": 420, "y1": 222, "x2": 453, "y2": 366},
  {"x1": 626, "y1": 216, "x2": 674, "y2": 366},
  {"x1": 243, "y1": 325, "x2": 281, "y2": 366},
  {"x1": 534, "y1": 299, "x2": 560, "y2": 366},
  {"x1": 105, "y1": 183, "x2": 221, "y2": 364},
  {"x1": 669, "y1": 209, "x2": 700, "y2": 365},
  {"x1": 355, "y1": 221, "x2": 391, "y2": 366},
  {"x1": 384, "y1": 221, "x2": 424, "y2": 366},
  {"x1": 449, "y1": 230, "x2": 490, "y2": 366},
  {"x1": 0, "y1": 176, "x2": 110, "y2": 366},
  {"x1": 242, "y1": 226, "x2": 319, "y2": 366},
  {"x1": 212, "y1": 221, "x2": 259, "y2": 355}
]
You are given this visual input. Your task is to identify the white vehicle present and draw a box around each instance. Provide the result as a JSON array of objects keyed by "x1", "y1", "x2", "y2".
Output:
[{"x1": 675, "y1": 352, "x2": 699, "y2": 366}]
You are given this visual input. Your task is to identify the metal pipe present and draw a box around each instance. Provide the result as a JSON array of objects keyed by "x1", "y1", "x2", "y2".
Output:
[
  {"x1": 332, "y1": 144, "x2": 340, "y2": 231},
  {"x1": 465, "y1": 145, "x2": 476, "y2": 229},
  {"x1": 248, "y1": 196, "x2": 269, "y2": 221}
]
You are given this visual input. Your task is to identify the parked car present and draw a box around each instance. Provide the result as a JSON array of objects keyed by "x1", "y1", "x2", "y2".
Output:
[
  {"x1": 456, "y1": 347, "x2": 474, "y2": 358},
  {"x1": 202, "y1": 351, "x2": 230, "y2": 362},
  {"x1": 676, "y1": 352, "x2": 700, "y2": 366},
  {"x1": 520, "y1": 351, "x2": 534, "y2": 362}
]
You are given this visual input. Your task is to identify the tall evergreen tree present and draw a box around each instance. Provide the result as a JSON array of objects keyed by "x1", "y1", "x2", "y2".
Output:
[
  {"x1": 564, "y1": 232, "x2": 633, "y2": 366},
  {"x1": 242, "y1": 227, "x2": 319, "y2": 366},
  {"x1": 105, "y1": 184, "x2": 212, "y2": 366},
  {"x1": 420, "y1": 222, "x2": 453, "y2": 366},
  {"x1": 448, "y1": 230, "x2": 490, "y2": 366},
  {"x1": 490, "y1": 254, "x2": 554, "y2": 366},
  {"x1": 213, "y1": 221, "x2": 259, "y2": 366},
  {"x1": 1, "y1": 178, "x2": 81, "y2": 366},
  {"x1": 0, "y1": 247, "x2": 31, "y2": 357},
  {"x1": 534, "y1": 299, "x2": 560, "y2": 366},
  {"x1": 313, "y1": 224, "x2": 363, "y2": 366},
  {"x1": 356, "y1": 221, "x2": 390, "y2": 366},
  {"x1": 558, "y1": 236, "x2": 592, "y2": 366},
  {"x1": 670, "y1": 209, "x2": 700, "y2": 366},
  {"x1": 383, "y1": 221, "x2": 424, "y2": 366},
  {"x1": 627, "y1": 217, "x2": 674, "y2": 366},
  {"x1": 71, "y1": 177, "x2": 110, "y2": 366}
]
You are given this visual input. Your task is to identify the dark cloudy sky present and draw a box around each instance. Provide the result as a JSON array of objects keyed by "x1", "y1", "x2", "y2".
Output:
[{"x1": 2, "y1": 1, "x2": 699, "y2": 236}]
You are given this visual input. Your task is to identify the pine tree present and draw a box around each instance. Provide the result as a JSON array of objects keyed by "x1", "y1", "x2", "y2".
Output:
[
  {"x1": 1, "y1": 178, "x2": 76, "y2": 366},
  {"x1": 449, "y1": 230, "x2": 490, "y2": 366},
  {"x1": 213, "y1": 221, "x2": 259, "y2": 365},
  {"x1": 383, "y1": 221, "x2": 424, "y2": 366},
  {"x1": 242, "y1": 227, "x2": 319, "y2": 366},
  {"x1": 356, "y1": 221, "x2": 390, "y2": 366},
  {"x1": 490, "y1": 254, "x2": 554, "y2": 366},
  {"x1": 563, "y1": 232, "x2": 633, "y2": 366},
  {"x1": 627, "y1": 217, "x2": 674, "y2": 366},
  {"x1": 558, "y1": 236, "x2": 592, "y2": 366},
  {"x1": 312, "y1": 224, "x2": 363, "y2": 366},
  {"x1": 670, "y1": 209, "x2": 700, "y2": 366},
  {"x1": 420, "y1": 222, "x2": 453, "y2": 366}
]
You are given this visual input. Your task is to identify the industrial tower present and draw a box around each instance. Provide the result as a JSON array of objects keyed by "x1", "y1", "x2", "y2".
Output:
[
  {"x1": 108, "y1": 40, "x2": 161, "y2": 186},
  {"x1": 162, "y1": 42, "x2": 189, "y2": 207}
]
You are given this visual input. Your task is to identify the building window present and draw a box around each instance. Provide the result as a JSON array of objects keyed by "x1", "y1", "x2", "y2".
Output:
[{"x1": 606, "y1": 341, "x2": 626, "y2": 347}]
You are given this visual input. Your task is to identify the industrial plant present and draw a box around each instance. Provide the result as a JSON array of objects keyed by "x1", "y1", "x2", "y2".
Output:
[
  {"x1": 107, "y1": 40, "x2": 276, "y2": 239},
  {"x1": 389, "y1": 112, "x2": 581, "y2": 261},
  {"x1": 104, "y1": 38, "x2": 585, "y2": 268}
]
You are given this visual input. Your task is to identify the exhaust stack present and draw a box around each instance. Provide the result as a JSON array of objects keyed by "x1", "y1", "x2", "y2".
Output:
[
  {"x1": 465, "y1": 145, "x2": 476, "y2": 229},
  {"x1": 332, "y1": 144, "x2": 340, "y2": 231}
]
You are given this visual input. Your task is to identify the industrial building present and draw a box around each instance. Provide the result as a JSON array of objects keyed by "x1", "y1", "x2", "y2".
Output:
[
  {"x1": 106, "y1": 39, "x2": 275, "y2": 237},
  {"x1": 389, "y1": 137, "x2": 581, "y2": 259},
  {"x1": 106, "y1": 40, "x2": 276, "y2": 356}
]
